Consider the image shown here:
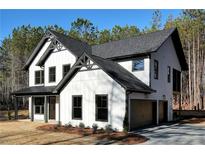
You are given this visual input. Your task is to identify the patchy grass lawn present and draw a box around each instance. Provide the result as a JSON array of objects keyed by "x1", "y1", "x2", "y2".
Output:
[
  {"x1": 0, "y1": 110, "x2": 29, "y2": 120},
  {"x1": 0, "y1": 120, "x2": 147, "y2": 145}
]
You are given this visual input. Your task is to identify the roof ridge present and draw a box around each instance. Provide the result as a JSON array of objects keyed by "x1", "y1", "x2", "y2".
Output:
[{"x1": 92, "y1": 27, "x2": 176, "y2": 47}]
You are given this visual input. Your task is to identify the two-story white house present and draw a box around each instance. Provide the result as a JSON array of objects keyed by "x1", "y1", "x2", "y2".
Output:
[{"x1": 13, "y1": 28, "x2": 188, "y2": 131}]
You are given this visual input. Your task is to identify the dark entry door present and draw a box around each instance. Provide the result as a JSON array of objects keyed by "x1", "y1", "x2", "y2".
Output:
[
  {"x1": 159, "y1": 101, "x2": 168, "y2": 123},
  {"x1": 49, "y1": 96, "x2": 56, "y2": 119}
]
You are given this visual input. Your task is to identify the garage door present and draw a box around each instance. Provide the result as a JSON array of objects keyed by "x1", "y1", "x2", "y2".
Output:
[
  {"x1": 159, "y1": 101, "x2": 168, "y2": 123},
  {"x1": 130, "y1": 100, "x2": 156, "y2": 130}
]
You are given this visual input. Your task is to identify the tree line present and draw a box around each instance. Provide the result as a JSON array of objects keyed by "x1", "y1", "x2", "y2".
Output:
[{"x1": 0, "y1": 10, "x2": 205, "y2": 111}]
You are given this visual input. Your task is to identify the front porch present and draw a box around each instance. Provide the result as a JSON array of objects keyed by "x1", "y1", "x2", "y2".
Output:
[
  {"x1": 12, "y1": 86, "x2": 60, "y2": 124},
  {"x1": 30, "y1": 96, "x2": 60, "y2": 124}
]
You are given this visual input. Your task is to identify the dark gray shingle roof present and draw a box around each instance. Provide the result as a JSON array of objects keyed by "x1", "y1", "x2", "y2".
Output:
[
  {"x1": 36, "y1": 30, "x2": 91, "y2": 66},
  {"x1": 49, "y1": 30, "x2": 91, "y2": 56},
  {"x1": 12, "y1": 86, "x2": 56, "y2": 96},
  {"x1": 92, "y1": 28, "x2": 176, "y2": 59},
  {"x1": 54, "y1": 52, "x2": 155, "y2": 93},
  {"x1": 24, "y1": 28, "x2": 187, "y2": 70},
  {"x1": 23, "y1": 37, "x2": 48, "y2": 70}
]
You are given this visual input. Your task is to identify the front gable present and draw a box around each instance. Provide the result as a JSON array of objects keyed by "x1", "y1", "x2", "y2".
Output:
[{"x1": 28, "y1": 31, "x2": 78, "y2": 87}]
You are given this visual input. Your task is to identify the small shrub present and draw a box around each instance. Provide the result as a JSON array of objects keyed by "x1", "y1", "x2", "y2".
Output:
[
  {"x1": 92, "y1": 123, "x2": 98, "y2": 134},
  {"x1": 123, "y1": 126, "x2": 128, "y2": 133},
  {"x1": 113, "y1": 128, "x2": 118, "y2": 132},
  {"x1": 100, "y1": 127, "x2": 105, "y2": 133},
  {"x1": 85, "y1": 126, "x2": 91, "y2": 129},
  {"x1": 105, "y1": 124, "x2": 113, "y2": 135},
  {"x1": 79, "y1": 122, "x2": 85, "y2": 129},
  {"x1": 65, "y1": 122, "x2": 72, "y2": 128}
]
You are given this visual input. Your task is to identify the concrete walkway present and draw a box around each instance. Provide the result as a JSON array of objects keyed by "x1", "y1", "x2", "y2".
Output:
[{"x1": 135, "y1": 123, "x2": 205, "y2": 145}]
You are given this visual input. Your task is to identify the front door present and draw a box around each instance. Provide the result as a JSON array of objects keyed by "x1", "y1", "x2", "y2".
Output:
[{"x1": 49, "y1": 96, "x2": 56, "y2": 119}]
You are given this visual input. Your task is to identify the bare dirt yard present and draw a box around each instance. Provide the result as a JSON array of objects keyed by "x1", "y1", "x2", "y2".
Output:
[
  {"x1": 179, "y1": 117, "x2": 205, "y2": 126},
  {"x1": 0, "y1": 120, "x2": 147, "y2": 145}
]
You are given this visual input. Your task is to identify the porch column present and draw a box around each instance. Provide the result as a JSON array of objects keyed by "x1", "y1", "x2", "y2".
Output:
[
  {"x1": 44, "y1": 96, "x2": 48, "y2": 123},
  {"x1": 31, "y1": 97, "x2": 34, "y2": 121},
  {"x1": 156, "y1": 100, "x2": 159, "y2": 125},
  {"x1": 14, "y1": 96, "x2": 18, "y2": 120}
]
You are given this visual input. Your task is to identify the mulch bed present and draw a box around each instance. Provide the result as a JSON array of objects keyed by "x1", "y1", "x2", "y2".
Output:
[
  {"x1": 179, "y1": 118, "x2": 205, "y2": 124},
  {"x1": 36, "y1": 124, "x2": 148, "y2": 144}
]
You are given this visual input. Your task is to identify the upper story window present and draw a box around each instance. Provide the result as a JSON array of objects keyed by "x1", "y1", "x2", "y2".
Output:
[
  {"x1": 72, "y1": 95, "x2": 82, "y2": 120},
  {"x1": 132, "y1": 58, "x2": 144, "y2": 71},
  {"x1": 154, "y1": 60, "x2": 159, "y2": 79},
  {"x1": 35, "y1": 70, "x2": 44, "y2": 85},
  {"x1": 173, "y1": 69, "x2": 181, "y2": 92},
  {"x1": 49, "y1": 67, "x2": 56, "y2": 83},
  {"x1": 63, "y1": 64, "x2": 71, "y2": 77},
  {"x1": 167, "y1": 66, "x2": 171, "y2": 83},
  {"x1": 96, "y1": 95, "x2": 108, "y2": 122}
]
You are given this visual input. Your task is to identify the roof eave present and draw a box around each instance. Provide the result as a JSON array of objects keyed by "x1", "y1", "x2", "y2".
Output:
[
  {"x1": 23, "y1": 36, "x2": 49, "y2": 71},
  {"x1": 126, "y1": 88, "x2": 156, "y2": 94}
]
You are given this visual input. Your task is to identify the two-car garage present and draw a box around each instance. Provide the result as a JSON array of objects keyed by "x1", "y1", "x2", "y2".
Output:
[{"x1": 129, "y1": 99, "x2": 168, "y2": 130}]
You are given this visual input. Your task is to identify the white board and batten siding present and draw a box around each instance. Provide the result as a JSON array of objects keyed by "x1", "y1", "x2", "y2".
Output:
[
  {"x1": 118, "y1": 57, "x2": 150, "y2": 86},
  {"x1": 60, "y1": 67, "x2": 126, "y2": 131},
  {"x1": 129, "y1": 37, "x2": 181, "y2": 121},
  {"x1": 44, "y1": 47, "x2": 76, "y2": 86}
]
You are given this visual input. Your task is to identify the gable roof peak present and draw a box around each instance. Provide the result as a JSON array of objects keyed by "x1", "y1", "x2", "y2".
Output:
[{"x1": 48, "y1": 29, "x2": 90, "y2": 46}]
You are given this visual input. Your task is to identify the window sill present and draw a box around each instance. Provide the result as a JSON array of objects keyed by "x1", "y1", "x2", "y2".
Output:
[
  {"x1": 96, "y1": 119, "x2": 108, "y2": 122},
  {"x1": 72, "y1": 118, "x2": 82, "y2": 120},
  {"x1": 34, "y1": 84, "x2": 44, "y2": 86},
  {"x1": 132, "y1": 69, "x2": 144, "y2": 72},
  {"x1": 48, "y1": 81, "x2": 56, "y2": 83}
]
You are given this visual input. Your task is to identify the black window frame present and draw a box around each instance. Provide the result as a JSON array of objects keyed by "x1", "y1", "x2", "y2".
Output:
[
  {"x1": 34, "y1": 97, "x2": 44, "y2": 115},
  {"x1": 72, "y1": 95, "x2": 82, "y2": 120},
  {"x1": 95, "y1": 94, "x2": 108, "y2": 122},
  {"x1": 154, "y1": 60, "x2": 159, "y2": 79},
  {"x1": 173, "y1": 69, "x2": 181, "y2": 92},
  {"x1": 132, "y1": 58, "x2": 145, "y2": 71},
  {"x1": 35, "y1": 70, "x2": 44, "y2": 85},
  {"x1": 62, "y1": 64, "x2": 71, "y2": 77},
  {"x1": 49, "y1": 66, "x2": 56, "y2": 83},
  {"x1": 167, "y1": 66, "x2": 171, "y2": 83}
]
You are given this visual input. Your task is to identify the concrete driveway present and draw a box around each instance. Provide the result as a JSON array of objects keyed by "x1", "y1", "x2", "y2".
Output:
[{"x1": 135, "y1": 123, "x2": 205, "y2": 145}]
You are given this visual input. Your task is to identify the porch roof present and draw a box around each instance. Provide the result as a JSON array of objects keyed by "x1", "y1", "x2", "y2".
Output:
[{"x1": 12, "y1": 86, "x2": 56, "y2": 96}]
